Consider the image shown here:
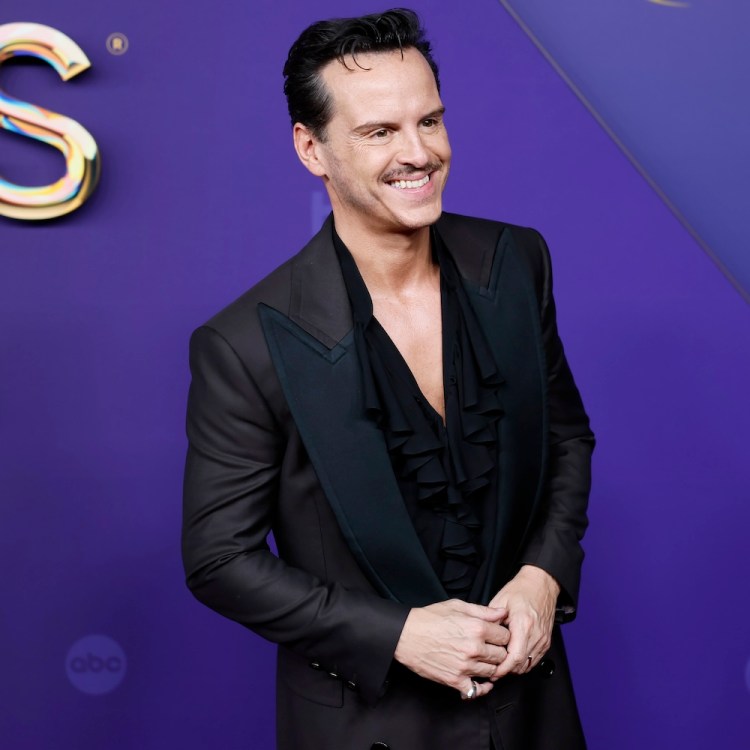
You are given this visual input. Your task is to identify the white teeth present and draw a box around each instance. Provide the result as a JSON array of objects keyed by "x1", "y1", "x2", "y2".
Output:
[{"x1": 390, "y1": 175, "x2": 430, "y2": 189}]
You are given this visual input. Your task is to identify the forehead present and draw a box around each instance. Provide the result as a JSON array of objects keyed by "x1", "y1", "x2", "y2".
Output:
[{"x1": 319, "y1": 47, "x2": 442, "y2": 125}]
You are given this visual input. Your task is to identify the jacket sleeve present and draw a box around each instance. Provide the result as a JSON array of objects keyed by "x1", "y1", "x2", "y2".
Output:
[
  {"x1": 181, "y1": 324, "x2": 409, "y2": 704},
  {"x1": 516, "y1": 229, "x2": 595, "y2": 621}
]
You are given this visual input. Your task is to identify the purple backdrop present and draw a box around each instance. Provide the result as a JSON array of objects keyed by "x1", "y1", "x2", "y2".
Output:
[
  {"x1": 500, "y1": 0, "x2": 750, "y2": 299},
  {"x1": 1, "y1": 1, "x2": 748, "y2": 748}
]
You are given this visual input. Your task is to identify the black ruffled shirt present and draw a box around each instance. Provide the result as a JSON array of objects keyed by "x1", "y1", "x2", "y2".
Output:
[{"x1": 333, "y1": 226, "x2": 505, "y2": 601}]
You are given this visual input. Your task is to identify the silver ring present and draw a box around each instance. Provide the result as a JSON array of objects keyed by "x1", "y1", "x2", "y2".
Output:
[{"x1": 463, "y1": 679, "x2": 478, "y2": 700}]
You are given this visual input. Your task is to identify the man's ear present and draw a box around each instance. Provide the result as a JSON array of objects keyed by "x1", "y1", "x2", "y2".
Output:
[{"x1": 293, "y1": 123, "x2": 327, "y2": 177}]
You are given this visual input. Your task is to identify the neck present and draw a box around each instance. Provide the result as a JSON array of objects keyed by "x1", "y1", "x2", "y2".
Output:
[{"x1": 333, "y1": 218, "x2": 436, "y2": 295}]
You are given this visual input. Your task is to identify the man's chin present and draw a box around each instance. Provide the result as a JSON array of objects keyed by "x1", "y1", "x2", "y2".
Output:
[{"x1": 390, "y1": 201, "x2": 443, "y2": 231}]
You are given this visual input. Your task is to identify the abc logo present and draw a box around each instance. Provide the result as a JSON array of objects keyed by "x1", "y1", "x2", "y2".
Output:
[{"x1": 66, "y1": 635, "x2": 127, "y2": 695}]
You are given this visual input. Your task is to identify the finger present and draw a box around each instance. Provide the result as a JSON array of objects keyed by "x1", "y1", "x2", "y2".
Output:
[
  {"x1": 476, "y1": 643, "x2": 509, "y2": 666},
  {"x1": 460, "y1": 624, "x2": 509, "y2": 666},
  {"x1": 459, "y1": 678, "x2": 494, "y2": 701},
  {"x1": 508, "y1": 638, "x2": 549, "y2": 675},
  {"x1": 493, "y1": 625, "x2": 531, "y2": 678},
  {"x1": 469, "y1": 651, "x2": 508, "y2": 680},
  {"x1": 447, "y1": 600, "x2": 507, "y2": 621},
  {"x1": 496, "y1": 651, "x2": 524, "y2": 677},
  {"x1": 483, "y1": 622, "x2": 510, "y2": 647},
  {"x1": 513, "y1": 641, "x2": 536, "y2": 675},
  {"x1": 509, "y1": 644, "x2": 535, "y2": 676},
  {"x1": 513, "y1": 639, "x2": 544, "y2": 675},
  {"x1": 518, "y1": 625, "x2": 552, "y2": 673},
  {"x1": 466, "y1": 643, "x2": 512, "y2": 682},
  {"x1": 459, "y1": 678, "x2": 476, "y2": 701}
]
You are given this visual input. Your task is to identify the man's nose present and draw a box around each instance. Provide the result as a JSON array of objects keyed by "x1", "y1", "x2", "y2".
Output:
[{"x1": 396, "y1": 128, "x2": 430, "y2": 168}]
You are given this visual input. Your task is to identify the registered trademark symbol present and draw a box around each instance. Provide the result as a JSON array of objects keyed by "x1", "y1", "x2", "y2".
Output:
[
  {"x1": 106, "y1": 32, "x2": 129, "y2": 56},
  {"x1": 646, "y1": 0, "x2": 690, "y2": 7}
]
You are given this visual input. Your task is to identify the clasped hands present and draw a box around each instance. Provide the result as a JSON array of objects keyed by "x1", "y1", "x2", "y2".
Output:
[{"x1": 393, "y1": 565, "x2": 560, "y2": 700}]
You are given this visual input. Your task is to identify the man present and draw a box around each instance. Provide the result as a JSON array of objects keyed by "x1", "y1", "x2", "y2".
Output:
[{"x1": 182, "y1": 9, "x2": 594, "y2": 750}]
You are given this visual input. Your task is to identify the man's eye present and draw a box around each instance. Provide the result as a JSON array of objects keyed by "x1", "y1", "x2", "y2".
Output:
[
  {"x1": 373, "y1": 129, "x2": 389, "y2": 138},
  {"x1": 422, "y1": 118, "x2": 438, "y2": 128}
]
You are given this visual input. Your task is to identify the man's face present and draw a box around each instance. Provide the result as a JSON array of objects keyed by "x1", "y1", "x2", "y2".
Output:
[{"x1": 312, "y1": 47, "x2": 451, "y2": 236}]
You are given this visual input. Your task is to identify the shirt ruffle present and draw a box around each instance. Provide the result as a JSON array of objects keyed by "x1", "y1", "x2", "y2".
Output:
[{"x1": 334, "y1": 227, "x2": 504, "y2": 599}]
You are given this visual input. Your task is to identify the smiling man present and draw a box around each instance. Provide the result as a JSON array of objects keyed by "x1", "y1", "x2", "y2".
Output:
[{"x1": 182, "y1": 9, "x2": 594, "y2": 750}]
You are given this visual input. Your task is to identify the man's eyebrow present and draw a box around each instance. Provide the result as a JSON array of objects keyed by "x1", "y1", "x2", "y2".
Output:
[{"x1": 351, "y1": 107, "x2": 446, "y2": 135}]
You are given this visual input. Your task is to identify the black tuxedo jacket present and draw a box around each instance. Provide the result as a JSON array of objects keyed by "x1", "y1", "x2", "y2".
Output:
[{"x1": 182, "y1": 213, "x2": 594, "y2": 750}]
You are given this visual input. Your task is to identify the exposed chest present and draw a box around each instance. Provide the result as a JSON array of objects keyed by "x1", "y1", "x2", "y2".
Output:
[{"x1": 372, "y1": 287, "x2": 445, "y2": 421}]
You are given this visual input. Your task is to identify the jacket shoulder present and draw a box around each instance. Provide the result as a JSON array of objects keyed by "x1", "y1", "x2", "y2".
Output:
[
  {"x1": 203, "y1": 255, "x2": 294, "y2": 349},
  {"x1": 437, "y1": 211, "x2": 548, "y2": 290},
  {"x1": 200, "y1": 215, "x2": 339, "y2": 349}
]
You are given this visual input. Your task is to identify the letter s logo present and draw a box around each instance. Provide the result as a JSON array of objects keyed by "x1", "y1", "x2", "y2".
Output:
[{"x1": 0, "y1": 22, "x2": 100, "y2": 220}]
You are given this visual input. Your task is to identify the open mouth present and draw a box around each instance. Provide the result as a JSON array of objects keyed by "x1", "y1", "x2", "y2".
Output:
[{"x1": 388, "y1": 174, "x2": 431, "y2": 189}]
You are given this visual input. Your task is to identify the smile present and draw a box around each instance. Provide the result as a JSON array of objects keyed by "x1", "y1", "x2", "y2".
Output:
[{"x1": 388, "y1": 174, "x2": 431, "y2": 189}]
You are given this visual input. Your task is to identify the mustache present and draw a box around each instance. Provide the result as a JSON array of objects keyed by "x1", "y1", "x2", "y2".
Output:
[{"x1": 382, "y1": 162, "x2": 443, "y2": 182}]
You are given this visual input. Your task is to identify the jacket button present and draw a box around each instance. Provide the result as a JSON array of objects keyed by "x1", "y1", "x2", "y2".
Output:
[
  {"x1": 346, "y1": 680, "x2": 357, "y2": 691},
  {"x1": 371, "y1": 744, "x2": 390, "y2": 750},
  {"x1": 309, "y1": 661, "x2": 321, "y2": 670},
  {"x1": 538, "y1": 658, "x2": 555, "y2": 678},
  {"x1": 328, "y1": 671, "x2": 339, "y2": 679}
]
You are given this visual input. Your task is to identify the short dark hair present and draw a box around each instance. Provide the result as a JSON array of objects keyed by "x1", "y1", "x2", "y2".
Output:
[{"x1": 283, "y1": 8, "x2": 440, "y2": 140}]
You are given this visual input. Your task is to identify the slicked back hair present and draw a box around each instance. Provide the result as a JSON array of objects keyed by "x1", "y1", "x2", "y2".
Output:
[{"x1": 283, "y1": 8, "x2": 440, "y2": 141}]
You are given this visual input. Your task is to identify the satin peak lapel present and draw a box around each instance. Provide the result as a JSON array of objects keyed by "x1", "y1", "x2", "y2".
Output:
[
  {"x1": 258, "y1": 224, "x2": 446, "y2": 607},
  {"x1": 443, "y1": 224, "x2": 547, "y2": 600}
]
